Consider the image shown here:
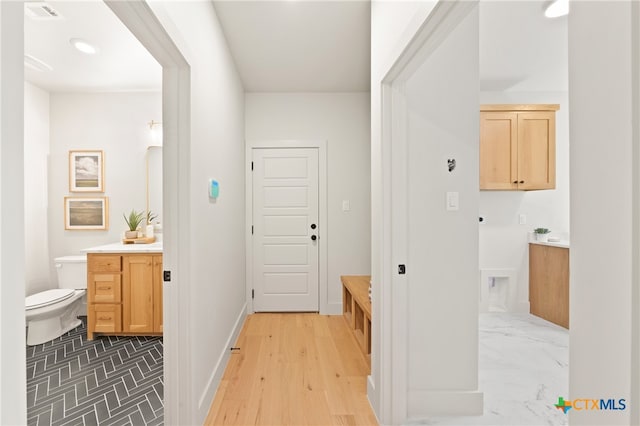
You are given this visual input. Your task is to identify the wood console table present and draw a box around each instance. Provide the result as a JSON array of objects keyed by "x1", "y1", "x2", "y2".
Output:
[{"x1": 341, "y1": 275, "x2": 371, "y2": 367}]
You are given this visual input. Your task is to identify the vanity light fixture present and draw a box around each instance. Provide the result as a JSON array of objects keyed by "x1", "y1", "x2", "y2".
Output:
[
  {"x1": 545, "y1": 0, "x2": 569, "y2": 18},
  {"x1": 70, "y1": 38, "x2": 99, "y2": 55}
]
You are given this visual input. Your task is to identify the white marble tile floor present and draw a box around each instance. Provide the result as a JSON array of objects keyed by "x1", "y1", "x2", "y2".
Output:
[{"x1": 410, "y1": 313, "x2": 569, "y2": 426}]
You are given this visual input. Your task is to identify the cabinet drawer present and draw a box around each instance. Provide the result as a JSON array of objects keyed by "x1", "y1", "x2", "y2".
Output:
[
  {"x1": 88, "y1": 255, "x2": 122, "y2": 272},
  {"x1": 90, "y1": 274, "x2": 121, "y2": 303},
  {"x1": 89, "y1": 304, "x2": 122, "y2": 333}
]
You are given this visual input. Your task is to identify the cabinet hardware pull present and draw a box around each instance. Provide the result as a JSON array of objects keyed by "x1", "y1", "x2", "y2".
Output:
[
  {"x1": 519, "y1": 180, "x2": 525, "y2": 184},
  {"x1": 98, "y1": 316, "x2": 111, "y2": 321},
  {"x1": 513, "y1": 180, "x2": 518, "y2": 184},
  {"x1": 98, "y1": 286, "x2": 110, "y2": 290}
]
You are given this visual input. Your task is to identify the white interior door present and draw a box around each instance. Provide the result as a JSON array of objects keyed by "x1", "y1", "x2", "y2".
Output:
[{"x1": 252, "y1": 148, "x2": 319, "y2": 312}]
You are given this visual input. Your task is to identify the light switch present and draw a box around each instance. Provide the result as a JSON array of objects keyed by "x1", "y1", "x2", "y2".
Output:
[
  {"x1": 342, "y1": 200, "x2": 350, "y2": 212},
  {"x1": 519, "y1": 214, "x2": 527, "y2": 225},
  {"x1": 446, "y1": 192, "x2": 459, "y2": 211}
]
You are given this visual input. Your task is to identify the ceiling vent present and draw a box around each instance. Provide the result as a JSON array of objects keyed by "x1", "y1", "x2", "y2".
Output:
[
  {"x1": 25, "y1": 2, "x2": 63, "y2": 20},
  {"x1": 24, "y1": 54, "x2": 53, "y2": 72}
]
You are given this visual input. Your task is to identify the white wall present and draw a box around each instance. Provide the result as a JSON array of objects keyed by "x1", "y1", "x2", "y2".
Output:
[
  {"x1": 48, "y1": 92, "x2": 161, "y2": 278},
  {"x1": 24, "y1": 82, "x2": 51, "y2": 296},
  {"x1": 479, "y1": 91, "x2": 570, "y2": 311},
  {"x1": 0, "y1": 2, "x2": 27, "y2": 424},
  {"x1": 403, "y1": 5, "x2": 481, "y2": 418},
  {"x1": 569, "y1": 2, "x2": 638, "y2": 424},
  {"x1": 148, "y1": 2, "x2": 246, "y2": 423},
  {"x1": 245, "y1": 92, "x2": 371, "y2": 311},
  {"x1": 370, "y1": 1, "x2": 437, "y2": 420}
]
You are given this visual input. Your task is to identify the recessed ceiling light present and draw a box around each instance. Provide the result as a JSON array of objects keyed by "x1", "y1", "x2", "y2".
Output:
[
  {"x1": 24, "y1": 54, "x2": 53, "y2": 72},
  {"x1": 545, "y1": 0, "x2": 569, "y2": 18},
  {"x1": 70, "y1": 38, "x2": 99, "y2": 55}
]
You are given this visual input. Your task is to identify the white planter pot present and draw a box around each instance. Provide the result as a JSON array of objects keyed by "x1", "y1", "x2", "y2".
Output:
[{"x1": 536, "y1": 233, "x2": 549, "y2": 242}]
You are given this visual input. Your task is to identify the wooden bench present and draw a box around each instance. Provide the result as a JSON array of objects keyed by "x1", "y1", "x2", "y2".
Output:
[{"x1": 341, "y1": 275, "x2": 371, "y2": 366}]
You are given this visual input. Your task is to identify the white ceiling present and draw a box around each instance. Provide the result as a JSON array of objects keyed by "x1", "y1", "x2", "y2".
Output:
[
  {"x1": 23, "y1": 1, "x2": 566, "y2": 95},
  {"x1": 24, "y1": 1, "x2": 161, "y2": 92},
  {"x1": 479, "y1": 1, "x2": 568, "y2": 92},
  {"x1": 212, "y1": 0, "x2": 371, "y2": 92}
]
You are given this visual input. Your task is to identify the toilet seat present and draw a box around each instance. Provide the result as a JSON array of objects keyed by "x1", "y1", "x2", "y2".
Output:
[{"x1": 26, "y1": 289, "x2": 75, "y2": 311}]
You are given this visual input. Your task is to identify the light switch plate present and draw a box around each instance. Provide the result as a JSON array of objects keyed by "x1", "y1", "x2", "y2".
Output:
[
  {"x1": 342, "y1": 200, "x2": 350, "y2": 212},
  {"x1": 519, "y1": 214, "x2": 527, "y2": 225},
  {"x1": 446, "y1": 192, "x2": 459, "y2": 211}
]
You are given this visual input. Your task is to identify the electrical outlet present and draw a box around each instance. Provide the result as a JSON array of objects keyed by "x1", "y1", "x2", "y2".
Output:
[{"x1": 519, "y1": 214, "x2": 527, "y2": 225}]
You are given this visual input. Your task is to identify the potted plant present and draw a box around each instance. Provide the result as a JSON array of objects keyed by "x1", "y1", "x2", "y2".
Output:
[
  {"x1": 534, "y1": 227, "x2": 551, "y2": 242},
  {"x1": 123, "y1": 210, "x2": 145, "y2": 239}
]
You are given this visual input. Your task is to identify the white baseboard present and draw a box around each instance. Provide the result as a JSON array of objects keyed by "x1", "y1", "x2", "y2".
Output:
[
  {"x1": 197, "y1": 302, "x2": 247, "y2": 416},
  {"x1": 367, "y1": 375, "x2": 380, "y2": 421},
  {"x1": 324, "y1": 302, "x2": 343, "y2": 315},
  {"x1": 408, "y1": 389, "x2": 483, "y2": 418}
]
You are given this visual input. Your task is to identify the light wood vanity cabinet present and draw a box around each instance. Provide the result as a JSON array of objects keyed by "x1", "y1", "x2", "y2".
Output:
[
  {"x1": 480, "y1": 104, "x2": 559, "y2": 190},
  {"x1": 529, "y1": 243, "x2": 569, "y2": 329},
  {"x1": 87, "y1": 253, "x2": 163, "y2": 339}
]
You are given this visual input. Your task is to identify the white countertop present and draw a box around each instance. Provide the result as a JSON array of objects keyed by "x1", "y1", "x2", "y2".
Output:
[
  {"x1": 529, "y1": 240, "x2": 570, "y2": 249},
  {"x1": 82, "y1": 241, "x2": 163, "y2": 253}
]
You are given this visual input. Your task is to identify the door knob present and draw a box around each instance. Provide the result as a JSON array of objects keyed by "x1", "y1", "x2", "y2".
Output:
[
  {"x1": 311, "y1": 224, "x2": 317, "y2": 230},
  {"x1": 311, "y1": 235, "x2": 317, "y2": 241}
]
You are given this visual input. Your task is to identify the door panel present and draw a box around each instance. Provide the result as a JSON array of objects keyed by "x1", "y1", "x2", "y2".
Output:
[
  {"x1": 263, "y1": 244, "x2": 308, "y2": 265},
  {"x1": 479, "y1": 112, "x2": 517, "y2": 189},
  {"x1": 263, "y1": 215, "x2": 308, "y2": 236},
  {"x1": 263, "y1": 187, "x2": 309, "y2": 207},
  {"x1": 264, "y1": 273, "x2": 309, "y2": 294},
  {"x1": 253, "y1": 148, "x2": 319, "y2": 312},
  {"x1": 123, "y1": 255, "x2": 154, "y2": 333},
  {"x1": 518, "y1": 112, "x2": 555, "y2": 189}
]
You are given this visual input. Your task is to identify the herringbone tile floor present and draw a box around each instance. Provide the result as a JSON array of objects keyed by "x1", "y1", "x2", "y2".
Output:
[{"x1": 26, "y1": 318, "x2": 164, "y2": 425}]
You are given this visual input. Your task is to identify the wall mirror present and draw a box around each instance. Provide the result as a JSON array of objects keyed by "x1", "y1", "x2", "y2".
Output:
[{"x1": 146, "y1": 146, "x2": 162, "y2": 227}]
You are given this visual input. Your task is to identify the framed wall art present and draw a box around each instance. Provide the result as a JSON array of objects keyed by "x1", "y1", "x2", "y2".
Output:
[
  {"x1": 64, "y1": 197, "x2": 109, "y2": 230},
  {"x1": 69, "y1": 150, "x2": 104, "y2": 192}
]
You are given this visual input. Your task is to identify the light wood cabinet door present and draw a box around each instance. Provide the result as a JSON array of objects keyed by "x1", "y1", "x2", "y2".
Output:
[
  {"x1": 480, "y1": 105, "x2": 558, "y2": 190},
  {"x1": 123, "y1": 255, "x2": 154, "y2": 333},
  {"x1": 88, "y1": 273, "x2": 121, "y2": 304},
  {"x1": 89, "y1": 304, "x2": 122, "y2": 335},
  {"x1": 153, "y1": 255, "x2": 163, "y2": 333},
  {"x1": 480, "y1": 112, "x2": 518, "y2": 189},
  {"x1": 517, "y1": 112, "x2": 556, "y2": 190}
]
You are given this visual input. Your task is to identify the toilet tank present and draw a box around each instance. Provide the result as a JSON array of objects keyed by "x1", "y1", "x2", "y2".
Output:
[{"x1": 55, "y1": 255, "x2": 88, "y2": 289}]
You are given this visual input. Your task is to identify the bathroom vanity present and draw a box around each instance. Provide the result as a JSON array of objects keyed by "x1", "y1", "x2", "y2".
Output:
[
  {"x1": 83, "y1": 242, "x2": 163, "y2": 340},
  {"x1": 529, "y1": 241, "x2": 569, "y2": 329}
]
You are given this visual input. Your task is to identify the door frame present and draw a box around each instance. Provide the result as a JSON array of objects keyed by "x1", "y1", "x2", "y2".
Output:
[
  {"x1": 104, "y1": 2, "x2": 191, "y2": 424},
  {"x1": 379, "y1": 1, "x2": 479, "y2": 423},
  {"x1": 245, "y1": 140, "x2": 328, "y2": 314}
]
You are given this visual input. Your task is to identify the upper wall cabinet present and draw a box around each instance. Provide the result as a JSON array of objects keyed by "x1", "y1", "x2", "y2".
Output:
[{"x1": 480, "y1": 104, "x2": 559, "y2": 190}]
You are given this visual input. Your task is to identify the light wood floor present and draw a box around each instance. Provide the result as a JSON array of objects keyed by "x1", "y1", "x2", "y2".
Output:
[{"x1": 205, "y1": 313, "x2": 379, "y2": 426}]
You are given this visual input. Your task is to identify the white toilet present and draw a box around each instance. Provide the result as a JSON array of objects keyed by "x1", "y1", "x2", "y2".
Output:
[{"x1": 25, "y1": 255, "x2": 87, "y2": 346}]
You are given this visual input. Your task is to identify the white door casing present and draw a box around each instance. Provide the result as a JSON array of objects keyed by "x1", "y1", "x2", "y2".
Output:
[
  {"x1": 381, "y1": 1, "x2": 481, "y2": 423},
  {"x1": 252, "y1": 148, "x2": 320, "y2": 312}
]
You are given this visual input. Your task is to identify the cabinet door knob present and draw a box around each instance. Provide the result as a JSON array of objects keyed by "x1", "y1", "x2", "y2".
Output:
[
  {"x1": 513, "y1": 180, "x2": 518, "y2": 184},
  {"x1": 519, "y1": 180, "x2": 525, "y2": 184}
]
